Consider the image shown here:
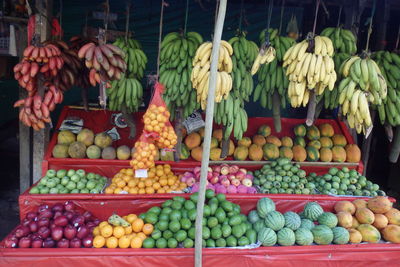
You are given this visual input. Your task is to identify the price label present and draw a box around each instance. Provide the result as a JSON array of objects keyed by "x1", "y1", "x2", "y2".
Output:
[
  {"x1": 135, "y1": 169, "x2": 148, "y2": 178},
  {"x1": 59, "y1": 117, "x2": 83, "y2": 134},
  {"x1": 183, "y1": 111, "x2": 205, "y2": 134},
  {"x1": 106, "y1": 127, "x2": 121, "y2": 141}
]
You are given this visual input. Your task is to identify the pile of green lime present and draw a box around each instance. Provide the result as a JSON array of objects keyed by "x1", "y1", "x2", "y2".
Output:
[
  {"x1": 29, "y1": 169, "x2": 108, "y2": 194},
  {"x1": 253, "y1": 158, "x2": 316, "y2": 194},
  {"x1": 140, "y1": 190, "x2": 256, "y2": 248},
  {"x1": 307, "y1": 167, "x2": 386, "y2": 196}
]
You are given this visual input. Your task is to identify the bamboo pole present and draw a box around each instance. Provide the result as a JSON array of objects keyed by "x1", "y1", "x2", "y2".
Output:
[{"x1": 194, "y1": 1, "x2": 227, "y2": 266}]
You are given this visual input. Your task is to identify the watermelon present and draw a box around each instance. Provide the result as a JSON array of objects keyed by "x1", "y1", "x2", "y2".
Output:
[
  {"x1": 277, "y1": 227, "x2": 296, "y2": 246},
  {"x1": 317, "y1": 212, "x2": 338, "y2": 228},
  {"x1": 252, "y1": 220, "x2": 265, "y2": 232},
  {"x1": 295, "y1": 228, "x2": 314, "y2": 246},
  {"x1": 257, "y1": 198, "x2": 275, "y2": 218},
  {"x1": 248, "y1": 210, "x2": 260, "y2": 224},
  {"x1": 283, "y1": 212, "x2": 301, "y2": 231},
  {"x1": 332, "y1": 227, "x2": 350, "y2": 244},
  {"x1": 264, "y1": 211, "x2": 285, "y2": 231},
  {"x1": 303, "y1": 202, "x2": 324, "y2": 221},
  {"x1": 257, "y1": 227, "x2": 277, "y2": 246},
  {"x1": 300, "y1": 219, "x2": 315, "y2": 230},
  {"x1": 311, "y1": 225, "x2": 334, "y2": 245}
]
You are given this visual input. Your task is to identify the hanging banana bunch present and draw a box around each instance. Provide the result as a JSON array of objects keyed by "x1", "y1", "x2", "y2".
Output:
[
  {"x1": 371, "y1": 51, "x2": 400, "y2": 126},
  {"x1": 159, "y1": 31, "x2": 203, "y2": 119},
  {"x1": 191, "y1": 40, "x2": 233, "y2": 110},
  {"x1": 283, "y1": 34, "x2": 337, "y2": 108},
  {"x1": 320, "y1": 27, "x2": 357, "y2": 109},
  {"x1": 253, "y1": 28, "x2": 295, "y2": 109},
  {"x1": 107, "y1": 37, "x2": 147, "y2": 112},
  {"x1": 337, "y1": 53, "x2": 387, "y2": 134}
]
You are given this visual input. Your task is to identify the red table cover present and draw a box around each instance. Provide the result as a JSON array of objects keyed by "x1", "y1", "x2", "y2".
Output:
[{"x1": 3, "y1": 196, "x2": 400, "y2": 267}]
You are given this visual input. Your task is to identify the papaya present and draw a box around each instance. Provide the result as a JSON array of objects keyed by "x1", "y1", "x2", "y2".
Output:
[
  {"x1": 252, "y1": 135, "x2": 266, "y2": 146},
  {"x1": 184, "y1": 132, "x2": 201, "y2": 150},
  {"x1": 279, "y1": 146, "x2": 293, "y2": 160},
  {"x1": 294, "y1": 137, "x2": 306, "y2": 147},
  {"x1": 233, "y1": 146, "x2": 249, "y2": 160},
  {"x1": 353, "y1": 199, "x2": 368, "y2": 210},
  {"x1": 352, "y1": 216, "x2": 360, "y2": 228},
  {"x1": 210, "y1": 137, "x2": 219, "y2": 149},
  {"x1": 198, "y1": 128, "x2": 205, "y2": 139},
  {"x1": 334, "y1": 201, "x2": 356, "y2": 215},
  {"x1": 262, "y1": 143, "x2": 279, "y2": 160},
  {"x1": 357, "y1": 224, "x2": 381, "y2": 243},
  {"x1": 384, "y1": 208, "x2": 400, "y2": 225},
  {"x1": 212, "y1": 129, "x2": 223, "y2": 141},
  {"x1": 345, "y1": 144, "x2": 361, "y2": 163},
  {"x1": 265, "y1": 135, "x2": 282, "y2": 147},
  {"x1": 249, "y1": 144, "x2": 263, "y2": 161},
  {"x1": 348, "y1": 229, "x2": 362, "y2": 244},
  {"x1": 320, "y1": 148, "x2": 333, "y2": 162},
  {"x1": 191, "y1": 147, "x2": 203, "y2": 161},
  {"x1": 308, "y1": 140, "x2": 321, "y2": 150},
  {"x1": 332, "y1": 146, "x2": 346, "y2": 162},
  {"x1": 332, "y1": 134, "x2": 347, "y2": 147},
  {"x1": 355, "y1": 208, "x2": 375, "y2": 224},
  {"x1": 318, "y1": 123, "x2": 335, "y2": 137},
  {"x1": 227, "y1": 140, "x2": 235, "y2": 156},
  {"x1": 306, "y1": 146, "x2": 320, "y2": 162},
  {"x1": 367, "y1": 196, "x2": 392, "y2": 214},
  {"x1": 180, "y1": 144, "x2": 190, "y2": 160},
  {"x1": 372, "y1": 214, "x2": 388, "y2": 229},
  {"x1": 210, "y1": 148, "x2": 225, "y2": 161},
  {"x1": 294, "y1": 124, "x2": 306, "y2": 137},
  {"x1": 306, "y1": 125, "x2": 320, "y2": 140},
  {"x1": 382, "y1": 224, "x2": 400, "y2": 243},
  {"x1": 258, "y1": 125, "x2": 271, "y2": 137},
  {"x1": 281, "y1": 136, "x2": 293, "y2": 147},
  {"x1": 292, "y1": 145, "x2": 307, "y2": 162},
  {"x1": 337, "y1": 211, "x2": 353, "y2": 228},
  {"x1": 320, "y1": 137, "x2": 333, "y2": 148},
  {"x1": 237, "y1": 137, "x2": 252, "y2": 147}
]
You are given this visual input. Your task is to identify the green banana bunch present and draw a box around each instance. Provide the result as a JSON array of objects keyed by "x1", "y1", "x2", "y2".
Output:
[
  {"x1": 337, "y1": 54, "x2": 388, "y2": 134},
  {"x1": 320, "y1": 27, "x2": 357, "y2": 109},
  {"x1": 229, "y1": 33, "x2": 258, "y2": 102},
  {"x1": 107, "y1": 77, "x2": 143, "y2": 112},
  {"x1": 159, "y1": 31, "x2": 203, "y2": 120},
  {"x1": 254, "y1": 29, "x2": 294, "y2": 109},
  {"x1": 113, "y1": 37, "x2": 147, "y2": 79},
  {"x1": 213, "y1": 94, "x2": 248, "y2": 140},
  {"x1": 372, "y1": 51, "x2": 400, "y2": 126}
]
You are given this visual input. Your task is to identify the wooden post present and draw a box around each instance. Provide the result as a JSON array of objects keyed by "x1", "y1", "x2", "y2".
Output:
[
  {"x1": 32, "y1": 0, "x2": 52, "y2": 183},
  {"x1": 194, "y1": 1, "x2": 227, "y2": 266}
]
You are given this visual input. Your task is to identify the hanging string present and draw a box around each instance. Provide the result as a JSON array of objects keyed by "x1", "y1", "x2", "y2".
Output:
[
  {"x1": 312, "y1": 0, "x2": 321, "y2": 36},
  {"x1": 184, "y1": 0, "x2": 189, "y2": 34},
  {"x1": 264, "y1": 0, "x2": 274, "y2": 44},
  {"x1": 157, "y1": 0, "x2": 166, "y2": 77},
  {"x1": 238, "y1": 0, "x2": 244, "y2": 31},
  {"x1": 336, "y1": 5, "x2": 343, "y2": 28},
  {"x1": 125, "y1": 2, "x2": 131, "y2": 42},
  {"x1": 364, "y1": 0, "x2": 376, "y2": 51},
  {"x1": 278, "y1": 0, "x2": 285, "y2": 35}
]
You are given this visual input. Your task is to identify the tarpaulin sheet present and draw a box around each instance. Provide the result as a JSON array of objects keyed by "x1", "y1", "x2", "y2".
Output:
[
  {"x1": 44, "y1": 106, "x2": 363, "y2": 176},
  {"x1": 3, "y1": 197, "x2": 400, "y2": 267}
]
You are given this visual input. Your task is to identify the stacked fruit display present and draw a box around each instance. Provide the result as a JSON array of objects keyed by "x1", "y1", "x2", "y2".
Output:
[
  {"x1": 108, "y1": 37, "x2": 147, "y2": 113},
  {"x1": 307, "y1": 167, "x2": 386, "y2": 197},
  {"x1": 92, "y1": 214, "x2": 154, "y2": 248},
  {"x1": 160, "y1": 31, "x2": 203, "y2": 119},
  {"x1": 105, "y1": 165, "x2": 187, "y2": 194},
  {"x1": 252, "y1": 158, "x2": 311, "y2": 194},
  {"x1": 337, "y1": 54, "x2": 387, "y2": 133},
  {"x1": 283, "y1": 34, "x2": 337, "y2": 107},
  {"x1": 372, "y1": 51, "x2": 400, "y2": 126},
  {"x1": 140, "y1": 192, "x2": 256, "y2": 248},
  {"x1": 251, "y1": 198, "x2": 350, "y2": 246},
  {"x1": 333, "y1": 197, "x2": 400, "y2": 244},
  {"x1": 29, "y1": 169, "x2": 107, "y2": 194},
  {"x1": 52, "y1": 129, "x2": 131, "y2": 160},
  {"x1": 3, "y1": 202, "x2": 99, "y2": 248},
  {"x1": 181, "y1": 164, "x2": 256, "y2": 194}
]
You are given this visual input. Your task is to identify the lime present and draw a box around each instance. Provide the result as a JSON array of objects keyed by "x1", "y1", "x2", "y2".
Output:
[
  {"x1": 169, "y1": 210, "x2": 182, "y2": 221},
  {"x1": 226, "y1": 236, "x2": 237, "y2": 247},
  {"x1": 183, "y1": 238, "x2": 194, "y2": 248},
  {"x1": 175, "y1": 230, "x2": 187, "y2": 242},
  {"x1": 215, "y1": 208, "x2": 226, "y2": 223},
  {"x1": 202, "y1": 218, "x2": 207, "y2": 226},
  {"x1": 138, "y1": 213, "x2": 146, "y2": 220},
  {"x1": 207, "y1": 217, "x2": 219, "y2": 228},
  {"x1": 206, "y1": 239, "x2": 215, "y2": 247},
  {"x1": 208, "y1": 197, "x2": 219, "y2": 206},
  {"x1": 209, "y1": 203, "x2": 218, "y2": 215},
  {"x1": 162, "y1": 199, "x2": 173, "y2": 208},
  {"x1": 163, "y1": 230, "x2": 173, "y2": 239},
  {"x1": 156, "y1": 238, "x2": 167, "y2": 248},
  {"x1": 215, "y1": 238, "x2": 226, "y2": 247},
  {"x1": 148, "y1": 206, "x2": 162, "y2": 215},
  {"x1": 151, "y1": 229, "x2": 162, "y2": 240},
  {"x1": 143, "y1": 237, "x2": 155, "y2": 248},
  {"x1": 181, "y1": 209, "x2": 188, "y2": 219},
  {"x1": 190, "y1": 192, "x2": 199, "y2": 203},
  {"x1": 216, "y1": 193, "x2": 226, "y2": 202},
  {"x1": 145, "y1": 212, "x2": 158, "y2": 224},
  {"x1": 232, "y1": 224, "x2": 245, "y2": 238},
  {"x1": 211, "y1": 226, "x2": 222, "y2": 240},
  {"x1": 188, "y1": 209, "x2": 197, "y2": 221},
  {"x1": 205, "y1": 189, "x2": 215, "y2": 199},
  {"x1": 232, "y1": 204, "x2": 241, "y2": 214},
  {"x1": 188, "y1": 227, "x2": 195, "y2": 239},
  {"x1": 173, "y1": 196, "x2": 186, "y2": 203},
  {"x1": 220, "y1": 201, "x2": 233, "y2": 212},
  {"x1": 169, "y1": 220, "x2": 181, "y2": 233},
  {"x1": 238, "y1": 236, "x2": 250, "y2": 246},
  {"x1": 171, "y1": 201, "x2": 183, "y2": 210},
  {"x1": 202, "y1": 226, "x2": 211, "y2": 239},
  {"x1": 167, "y1": 238, "x2": 178, "y2": 248},
  {"x1": 228, "y1": 215, "x2": 242, "y2": 226},
  {"x1": 161, "y1": 207, "x2": 172, "y2": 215},
  {"x1": 184, "y1": 200, "x2": 196, "y2": 210},
  {"x1": 203, "y1": 205, "x2": 211, "y2": 217},
  {"x1": 221, "y1": 224, "x2": 232, "y2": 238},
  {"x1": 180, "y1": 218, "x2": 192, "y2": 230},
  {"x1": 245, "y1": 229, "x2": 257, "y2": 244},
  {"x1": 159, "y1": 213, "x2": 169, "y2": 221},
  {"x1": 156, "y1": 220, "x2": 169, "y2": 231}
]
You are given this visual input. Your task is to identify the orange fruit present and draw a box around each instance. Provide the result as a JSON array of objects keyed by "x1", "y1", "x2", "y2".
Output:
[
  {"x1": 159, "y1": 179, "x2": 167, "y2": 186},
  {"x1": 123, "y1": 175, "x2": 131, "y2": 182},
  {"x1": 153, "y1": 182, "x2": 161, "y2": 190},
  {"x1": 93, "y1": 235, "x2": 106, "y2": 248},
  {"x1": 145, "y1": 187, "x2": 155, "y2": 194},
  {"x1": 156, "y1": 169, "x2": 164, "y2": 177},
  {"x1": 118, "y1": 235, "x2": 131, "y2": 248},
  {"x1": 136, "y1": 232, "x2": 147, "y2": 241},
  {"x1": 130, "y1": 236, "x2": 143, "y2": 248},
  {"x1": 138, "y1": 181, "x2": 145, "y2": 189},
  {"x1": 117, "y1": 180, "x2": 126, "y2": 188},
  {"x1": 142, "y1": 224, "x2": 154, "y2": 235},
  {"x1": 106, "y1": 236, "x2": 118, "y2": 248},
  {"x1": 126, "y1": 169, "x2": 133, "y2": 176},
  {"x1": 126, "y1": 214, "x2": 138, "y2": 223},
  {"x1": 124, "y1": 226, "x2": 133, "y2": 235},
  {"x1": 138, "y1": 188, "x2": 146, "y2": 194},
  {"x1": 99, "y1": 221, "x2": 109, "y2": 229},
  {"x1": 113, "y1": 226, "x2": 125, "y2": 238},
  {"x1": 157, "y1": 188, "x2": 166, "y2": 194},
  {"x1": 132, "y1": 218, "x2": 144, "y2": 233},
  {"x1": 114, "y1": 188, "x2": 123, "y2": 194},
  {"x1": 123, "y1": 186, "x2": 130, "y2": 192},
  {"x1": 144, "y1": 179, "x2": 153, "y2": 187},
  {"x1": 168, "y1": 178, "x2": 175, "y2": 186},
  {"x1": 92, "y1": 226, "x2": 100, "y2": 236},
  {"x1": 128, "y1": 188, "x2": 138, "y2": 194},
  {"x1": 105, "y1": 187, "x2": 114, "y2": 194},
  {"x1": 100, "y1": 224, "x2": 113, "y2": 238}
]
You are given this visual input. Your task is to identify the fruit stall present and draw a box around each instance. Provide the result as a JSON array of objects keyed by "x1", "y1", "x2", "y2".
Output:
[{"x1": 2, "y1": 0, "x2": 400, "y2": 266}]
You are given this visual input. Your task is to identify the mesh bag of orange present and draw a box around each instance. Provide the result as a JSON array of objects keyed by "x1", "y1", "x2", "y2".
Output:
[
  {"x1": 130, "y1": 134, "x2": 157, "y2": 171},
  {"x1": 143, "y1": 82, "x2": 177, "y2": 149}
]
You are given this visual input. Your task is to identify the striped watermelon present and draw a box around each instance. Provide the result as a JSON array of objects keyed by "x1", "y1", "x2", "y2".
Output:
[
  {"x1": 264, "y1": 211, "x2": 285, "y2": 231},
  {"x1": 284, "y1": 211, "x2": 301, "y2": 230},
  {"x1": 257, "y1": 227, "x2": 277, "y2": 246},
  {"x1": 277, "y1": 227, "x2": 296, "y2": 246},
  {"x1": 295, "y1": 228, "x2": 314, "y2": 246}
]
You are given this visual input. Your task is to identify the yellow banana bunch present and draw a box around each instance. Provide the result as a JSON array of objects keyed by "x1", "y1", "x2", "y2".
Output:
[
  {"x1": 251, "y1": 46, "x2": 276, "y2": 75},
  {"x1": 283, "y1": 35, "x2": 337, "y2": 108},
  {"x1": 191, "y1": 41, "x2": 233, "y2": 110}
]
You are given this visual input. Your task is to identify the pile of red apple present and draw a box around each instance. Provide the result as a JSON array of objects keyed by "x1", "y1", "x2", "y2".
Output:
[
  {"x1": 3, "y1": 201, "x2": 99, "y2": 248},
  {"x1": 181, "y1": 164, "x2": 256, "y2": 194}
]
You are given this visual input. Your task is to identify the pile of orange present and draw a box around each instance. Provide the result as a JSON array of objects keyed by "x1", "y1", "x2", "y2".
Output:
[
  {"x1": 142, "y1": 104, "x2": 177, "y2": 149},
  {"x1": 130, "y1": 141, "x2": 157, "y2": 170},
  {"x1": 104, "y1": 164, "x2": 187, "y2": 194},
  {"x1": 92, "y1": 213, "x2": 153, "y2": 248}
]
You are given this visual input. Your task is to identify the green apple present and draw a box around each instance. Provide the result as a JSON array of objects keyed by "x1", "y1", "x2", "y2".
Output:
[
  {"x1": 61, "y1": 176, "x2": 70, "y2": 186},
  {"x1": 70, "y1": 189, "x2": 80, "y2": 194},
  {"x1": 56, "y1": 169, "x2": 67, "y2": 178},
  {"x1": 67, "y1": 169, "x2": 76, "y2": 177},
  {"x1": 40, "y1": 187, "x2": 50, "y2": 194},
  {"x1": 56, "y1": 184, "x2": 65, "y2": 190},
  {"x1": 46, "y1": 178, "x2": 57, "y2": 188},
  {"x1": 89, "y1": 188, "x2": 99, "y2": 194},
  {"x1": 76, "y1": 181, "x2": 86, "y2": 190},
  {"x1": 70, "y1": 174, "x2": 80, "y2": 183},
  {"x1": 66, "y1": 181, "x2": 77, "y2": 190},
  {"x1": 53, "y1": 177, "x2": 61, "y2": 185},
  {"x1": 87, "y1": 172, "x2": 96, "y2": 179},
  {"x1": 49, "y1": 188, "x2": 59, "y2": 194},
  {"x1": 80, "y1": 188, "x2": 89, "y2": 194},
  {"x1": 39, "y1": 176, "x2": 49, "y2": 186},
  {"x1": 86, "y1": 180, "x2": 96, "y2": 190},
  {"x1": 80, "y1": 178, "x2": 88, "y2": 184},
  {"x1": 46, "y1": 170, "x2": 56, "y2": 178},
  {"x1": 95, "y1": 174, "x2": 101, "y2": 179},
  {"x1": 76, "y1": 169, "x2": 86, "y2": 177},
  {"x1": 59, "y1": 188, "x2": 70, "y2": 194},
  {"x1": 29, "y1": 186, "x2": 40, "y2": 194}
]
